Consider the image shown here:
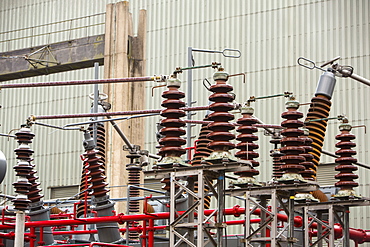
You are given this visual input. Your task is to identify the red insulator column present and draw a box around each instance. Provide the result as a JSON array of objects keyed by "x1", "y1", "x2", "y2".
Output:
[
  {"x1": 278, "y1": 98, "x2": 306, "y2": 183},
  {"x1": 13, "y1": 126, "x2": 42, "y2": 211},
  {"x1": 334, "y1": 118, "x2": 360, "y2": 199},
  {"x1": 126, "y1": 152, "x2": 142, "y2": 240},
  {"x1": 191, "y1": 116, "x2": 212, "y2": 209},
  {"x1": 206, "y1": 68, "x2": 236, "y2": 162},
  {"x1": 157, "y1": 76, "x2": 187, "y2": 166},
  {"x1": 157, "y1": 76, "x2": 188, "y2": 192},
  {"x1": 270, "y1": 136, "x2": 284, "y2": 180},
  {"x1": 191, "y1": 116, "x2": 213, "y2": 166},
  {"x1": 233, "y1": 105, "x2": 260, "y2": 186}
]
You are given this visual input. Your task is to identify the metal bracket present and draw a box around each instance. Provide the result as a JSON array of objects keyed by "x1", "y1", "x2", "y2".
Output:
[{"x1": 25, "y1": 46, "x2": 59, "y2": 69}]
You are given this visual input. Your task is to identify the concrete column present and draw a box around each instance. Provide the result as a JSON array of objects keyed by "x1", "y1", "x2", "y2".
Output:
[{"x1": 104, "y1": 1, "x2": 146, "y2": 215}]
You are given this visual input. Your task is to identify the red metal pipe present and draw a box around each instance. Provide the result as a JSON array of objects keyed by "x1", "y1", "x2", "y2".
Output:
[
  {"x1": 41, "y1": 243, "x2": 131, "y2": 247},
  {"x1": 33, "y1": 106, "x2": 209, "y2": 120},
  {"x1": 0, "y1": 76, "x2": 163, "y2": 89},
  {"x1": 148, "y1": 219, "x2": 154, "y2": 247},
  {"x1": 141, "y1": 220, "x2": 147, "y2": 247}
]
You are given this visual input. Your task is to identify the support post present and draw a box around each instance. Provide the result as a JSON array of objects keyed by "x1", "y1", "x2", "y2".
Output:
[
  {"x1": 104, "y1": 1, "x2": 146, "y2": 214},
  {"x1": 14, "y1": 211, "x2": 25, "y2": 247}
]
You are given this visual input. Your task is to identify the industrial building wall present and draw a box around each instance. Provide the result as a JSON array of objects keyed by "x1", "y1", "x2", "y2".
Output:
[{"x1": 1, "y1": 0, "x2": 370, "y2": 241}]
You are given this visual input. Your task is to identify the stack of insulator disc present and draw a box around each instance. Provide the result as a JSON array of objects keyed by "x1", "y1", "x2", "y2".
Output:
[
  {"x1": 279, "y1": 99, "x2": 305, "y2": 182},
  {"x1": 334, "y1": 121, "x2": 359, "y2": 198},
  {"x1": 88, "y1": 124, "x2": 106, "y2": 174},
  {"x1": 83, "y1": 149, "x2": 109, "y2": 201},
  {"x1": 299, "y1": 129, "x2": 316, "y2": 181},
  {"x1": 270, "y1": 136, "x2": 284, "y2": 179},
  {"x1": 191, "y1": 116, "x2": 212, "y2": 209},
  {"x1": 234, "y1": 107, "x2": 259, "y2": 185},
  {"x1": 77, "y1": 163, "x2": 91, "y2": 218},
  {"x1": 305, "y1": 95, "x2": 332, "y2": 177},
  {"x1": 77, "y1": 124, "x2": 106, "y2": 217},
  {"x1": 157, "y1": 76, "x2": 187, "y2": 191},
  {"x1": 126, "y1": 153, "x2": 142, "y2": 240},
  {"x1": 271, "y1": 149, "x2": 284, "y2": 179},
  {"x1": 13, "y1": 127, "x2": 43, "y2": 210},
  {"x1": 206, "y1": 68, "x2": 235, "y2": 161},
  {"x1": 191, "y1": 116, "x2": 213, "y2": 166}
]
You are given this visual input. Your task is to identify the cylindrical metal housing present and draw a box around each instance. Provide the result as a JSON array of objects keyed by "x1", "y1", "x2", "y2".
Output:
[
  {"x1": 315, "y1": 70, "x2": 336, "y2": 99},
  {"x1": 94, "y1": 200, "x2": 123, "y2": 243}
]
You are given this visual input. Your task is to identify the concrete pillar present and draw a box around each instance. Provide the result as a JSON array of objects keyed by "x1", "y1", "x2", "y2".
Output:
[{"x1": 104, "y1": 1, "x2": 146, "y2": 215}]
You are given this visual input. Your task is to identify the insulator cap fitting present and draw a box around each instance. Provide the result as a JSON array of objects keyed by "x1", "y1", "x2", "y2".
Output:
[
  {"x1": 213, "y1": 68, "x2": 229, "y2": 81},
  {"x1": 285, "y1": 99, "x2": 300, "y2": 109},
  {"x1": 83, "y1": 131, "x2": 96, "y2": 150},
  {"x1": 166, "y1": 77, "x2": 181, "y2": 88},
  {"x1": 240, "y1": 105, "x2": 254, "y2": 114},
  {"x1": 315, "y1": 70, "x2": 336, "y2": 99},
  {"x1": 339, "y1": 122, "x2": 352, "y2": 131}
]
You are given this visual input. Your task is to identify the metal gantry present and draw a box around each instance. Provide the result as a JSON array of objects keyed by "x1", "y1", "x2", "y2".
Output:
[
  {"x1": 146, "y1": 162, "x2": 246, "y2": 247},
  {"x1": 229, "y1": 183, "x2": 319, "y2": 247},
  {"x1": 296, "y1": 199, "x2": 370, "y2": 247}
]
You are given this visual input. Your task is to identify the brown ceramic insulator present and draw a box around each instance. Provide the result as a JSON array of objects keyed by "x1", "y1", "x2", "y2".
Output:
[
  {"x1": 77, "y1": 163, "x2": 91, "y2": 218},
  {"x1": 26, "y1": 169, "x2": 43, "y2": 203},
  {"x1": 207, "y1": 78, "x2": 235, "y2": 152},
  {"x1": 13, "y1": 127, "x2": 43, "y2": 209},
  {"x1": 191, "y1": 116, "x2": 212, "y2": 209},
  {"x1": 299, "y1": 135, "x2": 316, "y2": 181},
  {"x1": 88, "y1": 124, "x2": 106, "y2": 173},
  {"x1": 127, "y1": 162, "x2": 141, "y2": 240},
  {"x1": 13, "y1": 179, "x2": 32, "y2": 197},
  {"x1": 280, "y1": 104, "x2": 305, "y2": 174},
  {"x1": 83, "y1": 149, "x2": 109, "y2": 198},
  {"x1": 334, "y1": 130, "x2": 358, "y2": 190},
  {"x1": 77, "y1": 124, "x2": 106, "y2": 217},
  {"x1": 191, "y1": 116, "x2": 213, "y2": 166},
  {"x1": 158, "y1": 85, "x2": 186, "y2": 159},
  {"x1": 305, "y1": 95, "x2": 332, "y2": 174},
  {"x1": 271, "y1": 149, "x2": 284, "y2": 179},
  {"x1": 234, "y1": 112, "x2": 259, "y2": 179}
]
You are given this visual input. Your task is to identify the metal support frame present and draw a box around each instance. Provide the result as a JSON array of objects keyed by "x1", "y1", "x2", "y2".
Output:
[
  {"x1": 168, "y1": 168, "x2": 222, "y2": 247},
  {"x1": 230, "y1": 183, "x2": 318, "y2": 247},
  {"x1": 296, "y1": 199, "x2": 370, "y2": 247},
  {"x1": 244, "y1": 189, "x2": 286, "y2": 247},
  {"x1": 145, "y1": 162, "x2": 247, "y2": 247}
]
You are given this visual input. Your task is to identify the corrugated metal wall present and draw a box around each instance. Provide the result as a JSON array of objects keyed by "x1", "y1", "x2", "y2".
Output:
[{"x1": 1, "y1": 0, "x2": 370, "y2": 241}]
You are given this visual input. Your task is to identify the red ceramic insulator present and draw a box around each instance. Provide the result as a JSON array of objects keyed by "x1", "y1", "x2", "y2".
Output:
[
  {"x1": 191, "y1": 116, "x2": 212, "y2": 209},
  {"x1": 158, "y1": 77, "x2": 186, "y2": 161},
  {"x1": 234, "y1": 108, "x2": 259, "y2": 179},
  {"x1": 271, "y1": 149, "x2": 284, "y2": 179},
  {"x1": 207, "y1": 68, "x2": 235, "y2": 152},
  {"x1": 191, "y1": 116, "x2": 213, "y2": 166},
  {"x1": 78, "y1": 124, "x2": 106, "y2": 217},
  {"x1": 280, "y1": 100, "x2": 305, "y2": 175},
  {"x1": 157, "y1": 77, "x2": 187, "y2": 191},
  {"x1": 126, "y1": 153, "x2": 142, "y2": 240},
  {"x1": 334, "y1": 122, "x2": 358, "y2": 190},
  {"x1": 83, "y1": 149, "x2": 109, "y2": 198},
  {"x1": 13, "y1": 127, "x2": 43, "y2": 210},
  {"x1": 299, "y1": 131, "x2": 316, "y2": 181}
]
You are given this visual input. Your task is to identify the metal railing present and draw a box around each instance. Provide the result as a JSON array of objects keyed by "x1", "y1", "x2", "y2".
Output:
[{"x1": 0, "y1": 13, "x2": 105, "y2": 52}]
